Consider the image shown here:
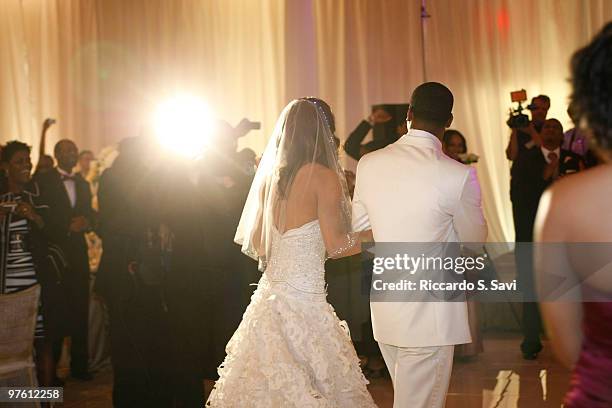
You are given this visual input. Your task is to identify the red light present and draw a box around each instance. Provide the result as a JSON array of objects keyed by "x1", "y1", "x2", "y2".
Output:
[{"x1": 497, "y1": 9, "x2": 510, "y2": 34}]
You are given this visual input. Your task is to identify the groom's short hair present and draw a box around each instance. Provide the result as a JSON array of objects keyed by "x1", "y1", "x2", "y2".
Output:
[{"x1": 410, "y1": 82, "x2": 453, "y2": 125}]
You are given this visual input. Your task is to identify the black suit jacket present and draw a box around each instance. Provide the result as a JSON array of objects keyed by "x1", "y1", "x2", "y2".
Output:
[
  {"x1": 35, "y1": 168, "x2": 94, "y2": 273},
  {"x1": 510, "y1": 148, "x2": 583, "y2": 241}
]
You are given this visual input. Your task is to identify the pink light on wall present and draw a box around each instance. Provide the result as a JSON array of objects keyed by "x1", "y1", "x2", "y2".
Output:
[{"x1": 496, "y1": 8, "x2": 510, "y2": 39}]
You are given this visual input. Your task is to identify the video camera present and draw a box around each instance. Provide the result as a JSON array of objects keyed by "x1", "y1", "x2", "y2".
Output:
[{"x1": 506, "y1": 89, "x2": 531, "y2": 129}]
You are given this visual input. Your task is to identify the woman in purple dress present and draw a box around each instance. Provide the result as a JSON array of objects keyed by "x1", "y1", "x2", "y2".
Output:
[{"x1": 535, "y1": 23, "x2": 612, "y2": 408}]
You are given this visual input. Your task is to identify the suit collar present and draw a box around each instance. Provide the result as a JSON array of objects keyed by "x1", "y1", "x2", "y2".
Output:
[
  {"x1": 397, "y1": 128, "x2": 442, "y2": 151},
  {"x1": 57, "y1": 167, "x2": 79, "y2": 178}
]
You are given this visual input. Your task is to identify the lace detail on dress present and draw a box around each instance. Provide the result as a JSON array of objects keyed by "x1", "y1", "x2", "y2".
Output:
[
  {"x1": 265, "y1": 219, "x2": 327, "y2": 295},
  {"x1": 326, "y1": 231, "x2": 359, "y2": 259},
  {"x1": 206, "y1": 219, "x2": 376, "y2": 407}
]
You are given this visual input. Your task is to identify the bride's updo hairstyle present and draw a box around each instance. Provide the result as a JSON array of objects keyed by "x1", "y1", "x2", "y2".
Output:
[
  {"x1": 569, "y1": 22, "x2": 612, "y2": 157},
  {"x1": 277, "y1": 97, "x2": 336, "y2": 198}
]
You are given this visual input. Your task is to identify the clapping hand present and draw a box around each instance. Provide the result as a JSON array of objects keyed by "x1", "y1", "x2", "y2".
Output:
[
  {"x1": 519, "y1": 122, "x2": 541, "y2": 146},
  {"x1": 543, "y1": 154, "x2": 560, "y2": 180},
  {"x1": 14, "y1": 202, "x2": 44, "y2": 227}
]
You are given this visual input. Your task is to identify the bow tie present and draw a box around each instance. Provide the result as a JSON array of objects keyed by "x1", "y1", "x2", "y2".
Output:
[{"x1": 61, "y1": 174, "x2": 76, "y2": 181}]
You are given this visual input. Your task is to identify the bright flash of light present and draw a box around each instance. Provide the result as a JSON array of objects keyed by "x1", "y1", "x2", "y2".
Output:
[{"x1": 153, "y1": 94, "x2": 214, "y2": 158}]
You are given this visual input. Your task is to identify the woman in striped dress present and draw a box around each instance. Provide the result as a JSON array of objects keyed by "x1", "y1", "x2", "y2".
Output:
[{"x1": 1, "y1": 141, "x2": 55, "y2": 387}]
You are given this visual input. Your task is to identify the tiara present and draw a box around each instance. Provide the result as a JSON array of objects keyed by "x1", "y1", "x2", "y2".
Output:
[{"x1": 302, "y1": 98, "x2": 335, "y2": 145}]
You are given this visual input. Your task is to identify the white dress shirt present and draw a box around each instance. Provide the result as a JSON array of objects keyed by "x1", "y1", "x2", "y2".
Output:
[
  {"x1": 57, "y1": 168, "x2": 77, "y2": 208},
  {"x1": 541, "y1": 146, "x2": 561, "y2": 163}
]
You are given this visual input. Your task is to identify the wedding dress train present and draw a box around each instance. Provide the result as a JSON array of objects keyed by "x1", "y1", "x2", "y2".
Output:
[{"x1": 206, "y1": 219, "x2": 376, "y2": 407}]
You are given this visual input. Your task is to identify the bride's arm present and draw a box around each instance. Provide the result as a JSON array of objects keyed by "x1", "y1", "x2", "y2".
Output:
[{"x1": 316, "y1": 167, "x2": 372, "y2": 259}]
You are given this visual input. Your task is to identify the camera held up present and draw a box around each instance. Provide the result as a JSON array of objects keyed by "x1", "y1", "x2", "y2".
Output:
[{"x1": 506, "y1": 89, "x2": 531, "y2": 129}]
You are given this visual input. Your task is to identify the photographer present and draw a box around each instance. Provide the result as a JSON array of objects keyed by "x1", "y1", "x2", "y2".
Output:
[
  {"x1": 95, "y1": 137, "x2": 175, "y2": 406},
  {"x1": 195, "y1": 119, "x2": 259, "y2": 380},
  {"x1": 506, "y1": 94, "x2": 550, "y2": 161}
]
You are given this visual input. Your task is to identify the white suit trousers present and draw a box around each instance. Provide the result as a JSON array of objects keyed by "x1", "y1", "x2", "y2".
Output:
[{"x1": 378, "y1": 342, "x2": 455, "y2": 408}]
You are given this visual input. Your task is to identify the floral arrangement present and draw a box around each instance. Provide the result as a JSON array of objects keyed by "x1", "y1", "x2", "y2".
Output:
[{"x1": 458, "y1": 152, "x2": 480, "y2": 164}]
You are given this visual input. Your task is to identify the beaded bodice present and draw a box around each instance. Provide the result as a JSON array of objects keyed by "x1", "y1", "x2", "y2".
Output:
[{"x1": 264, "y1": 219, "x2": 326, "y2": 295}]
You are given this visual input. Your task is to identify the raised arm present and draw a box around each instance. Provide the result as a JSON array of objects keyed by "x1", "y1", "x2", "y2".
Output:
[
  {"x1": 344, "y1": 121, "x2": 372, "y2": 160},
  {"x1": 38, "y1": 118, "x2": 54, "y2": 159}
]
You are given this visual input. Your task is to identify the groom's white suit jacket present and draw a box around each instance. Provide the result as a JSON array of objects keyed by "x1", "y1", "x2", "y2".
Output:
[{"x1": 352, "y1": 128, "x2": 487, "y2": 347}]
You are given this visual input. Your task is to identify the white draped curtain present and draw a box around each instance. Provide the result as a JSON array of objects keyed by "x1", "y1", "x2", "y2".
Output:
[{"x1": 1, "y1": 0, "x2": 611, "y2": 241}]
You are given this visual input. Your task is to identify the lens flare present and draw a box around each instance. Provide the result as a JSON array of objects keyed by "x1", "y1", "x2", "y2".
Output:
[{"x1": 153, "y1": 94, "x2": 214, "y2": 158}]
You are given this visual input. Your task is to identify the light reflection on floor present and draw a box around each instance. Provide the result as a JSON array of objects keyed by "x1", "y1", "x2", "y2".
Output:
[
  {"x1": 61, "y1": 333, "x2": 571, "y2": 407},
  {"x1": 367, "y1": 333, "x2": 570, "y2": 408}
]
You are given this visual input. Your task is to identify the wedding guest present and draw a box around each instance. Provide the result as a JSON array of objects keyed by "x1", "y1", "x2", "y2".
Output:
[
  {"x1": 442, "y1": 129, "x2": 467, "y2": 162},
  {"x1": 512, "y1": 119, "x2": 584, "y2": 242},
  {"x1": 564, "y1": 105, "x2": 599, "y2": 168},
  {"x1": 535, "y1": 22, "x2": 612, "y2": 407},
  {"x1": 511, "y1": 118, "x2": 584, "y2": 359},
  {"x1": 95, "y1": 137, "x2": 174, "y2": 406},
  {"x1": 0, "y1": 145, "x2": 5, "y2": 191},
  {"x1": 344, "y1": 107, "x2": 407, "y2": 160},
  {"x1": 77, "y1": 150, "x2": 95, "y2": 180},
  {"x1": 158, "y1": 153, "x2": 212, "y2": 406},
  {"x1": 506, "y1": 95, "x2": 550, "y2": 162},
  {"x1": 196, "y1": 123, "x2": 259, "y2": 380},
  {"x1": 507, "y1": 96, "x2": 550, "y2": 277},
  {"x1": 0, "y1": 141, "x2": 65, "y2": 388},
  {"x1": 36, "y1": 139, "x2": 95, "y2": 380}
]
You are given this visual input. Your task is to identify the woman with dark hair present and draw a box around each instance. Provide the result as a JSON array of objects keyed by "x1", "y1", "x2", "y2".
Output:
[
  {"x1": 206, "y1": 98, "x2": 375, "y2": 406},
  {"x1": 442, "y1": 129, "x2": 467, "y2": 162},
  {"x1": 535, "y1": 22, "x2": 612, "y2": 407},
  {"x1": 0, "y1": 141, "x2": 62, "y2": 389}
]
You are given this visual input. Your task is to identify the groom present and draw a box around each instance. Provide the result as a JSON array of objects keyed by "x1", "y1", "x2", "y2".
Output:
[{"x1": 352, "y1": 82, "x2": 487, "y2": 407}]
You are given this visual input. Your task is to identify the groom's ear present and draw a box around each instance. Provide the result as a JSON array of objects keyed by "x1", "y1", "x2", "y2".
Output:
[
  {"x1": 407, "y1": 108, "x2": 414, "y2": 122},
  {"x1": 445, "y1": 113, "x2": 453, "y2": 128}
]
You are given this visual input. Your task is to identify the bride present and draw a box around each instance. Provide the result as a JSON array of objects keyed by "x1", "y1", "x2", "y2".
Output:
[{"x1": 206, "y1": 98, "x2": 377, "y2": 407}]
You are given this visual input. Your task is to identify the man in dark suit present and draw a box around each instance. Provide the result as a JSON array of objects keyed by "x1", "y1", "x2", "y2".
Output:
[
  {"x1": 36, "y1": 139, "x2": 95, "y2": 380},
  {"x1": 510, "y1": 118, "x2": 584, "y2": 359}
]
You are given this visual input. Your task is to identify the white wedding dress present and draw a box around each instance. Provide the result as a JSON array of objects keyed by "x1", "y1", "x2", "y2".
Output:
[{"x1": 206, "y1": 219, "x2": 377, "y2": 407}]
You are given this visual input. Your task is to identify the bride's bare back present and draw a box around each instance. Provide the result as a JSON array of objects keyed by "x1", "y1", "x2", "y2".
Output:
[
  {"x1": 275, "y1": 163, "x2": 319, "y2": 233},
  {"x1": 275, "y1": 162, "x2": 364, "y2": 258}
]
